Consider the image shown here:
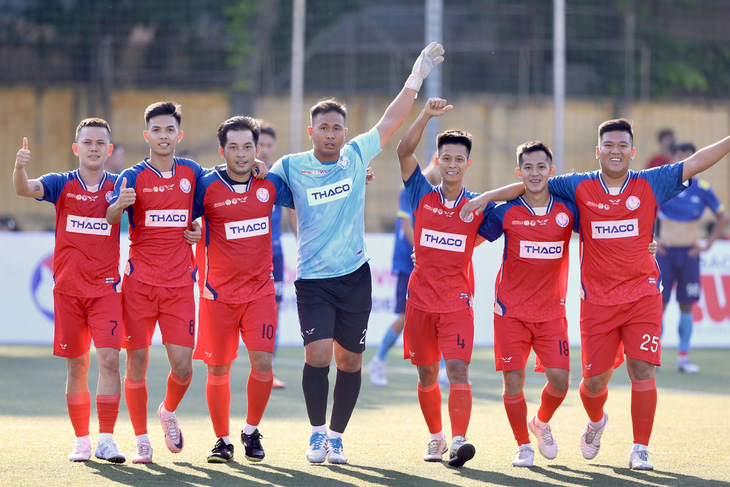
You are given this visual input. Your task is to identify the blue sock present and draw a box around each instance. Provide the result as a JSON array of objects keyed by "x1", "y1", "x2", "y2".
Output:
[
  {"x1": 678, "y1": 311, "x2": 693, "y2": 355},
  {"x1": 376, "y1": 328, "x2": 400, "y2": 362}
]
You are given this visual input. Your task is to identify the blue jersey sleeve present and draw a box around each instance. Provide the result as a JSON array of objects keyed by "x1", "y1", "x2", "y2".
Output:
[
  {"x1": 192, "y1": 173, "x2": 213, "y2": 221},
  {"x1": 270, "y1": 157, "x2": 288, "y2": 186},
  {"x1": 561, "y1": 198, "x2": 581, "y2": 232},
  {"x1": 177, "y1": 157, "x2": 207, "y2": 182},
  {"x1": 640, "y1": 162, "x2": 688, "y2": 205},
  {"x1": 403, "y1": 165, "x2": 435, "y2": 221},
  {"x1": 480, "y1": 202, "x2": 507, "y2": 242},
  {"x1": 267, "y1": 173, "x2": 295, "y2": 208},
  {"x1": 548, "y1": 173, "x2": 585, "y2": 202},
  {"x1": 38, "y1": 172, "x2": 69, "y2": 205},
  {"x1": 347, "y1": 128, "x2": 382, "y2": 169}
]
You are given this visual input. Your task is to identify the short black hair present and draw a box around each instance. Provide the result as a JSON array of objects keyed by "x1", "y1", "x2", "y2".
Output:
[
  {"x1": 217, "y1": 116, "x2": 260, "y2": 148},
  {"x1": 437, "y1": 129, "x2": 472, "y2": 158},
  {"x1": 310, "y1": 98, "x2": 346, "y2": 124},
  {"x1": 516, "y1": 141, "x2": 553, "y2": 166},
  {"x1": 75, "y1": 118, "x2": 111, "y2": 142},
  {"x1": 598, "y1": 118, "x2": 633, "y2": 145},
  {"x1": 144, "y1": 101, "x2": 182, "y2": 127}
]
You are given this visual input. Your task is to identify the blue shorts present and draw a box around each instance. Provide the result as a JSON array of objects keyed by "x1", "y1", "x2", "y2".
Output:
[
  {"x1": 394, "y1": 271, "x2": 410, "y2": 314},
  {"x1": 657, "y1": 246, "x2": 701, "y2": 304},
  {"x1": 272, "y1": 252, "x2": 284, "y2": 303}
]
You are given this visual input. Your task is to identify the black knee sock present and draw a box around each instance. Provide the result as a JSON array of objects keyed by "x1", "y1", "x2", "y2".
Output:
[
  {"x1": 329, "y1": 368, "x2": 362, "y2": 434},
  {"x1": 302, "y1": 363, "x2": 330, "y2": 427}
]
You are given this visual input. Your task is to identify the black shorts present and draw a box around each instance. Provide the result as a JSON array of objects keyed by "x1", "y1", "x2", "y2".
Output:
[{"x1": 295, "y1": 262, "x2": 372, "y2": 353}]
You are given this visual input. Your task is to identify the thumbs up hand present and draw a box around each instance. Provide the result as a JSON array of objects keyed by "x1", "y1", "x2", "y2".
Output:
[
  {"x1": 117, "y1": 177, "x2": 136, "y2": 209},
  {"x1": 15, "y1": 137, "x2": 30, "y2": 168}
]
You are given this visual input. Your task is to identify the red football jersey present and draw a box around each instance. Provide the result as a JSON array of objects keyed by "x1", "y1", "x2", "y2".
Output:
[
  {"x1": 39, "y1": 170, "x2": 121, "y2": 297},
  {"x1": 485, "y1": 196, "x2": 578, "y2": 321},
  {"x1": 404, "y1": 168, "x2": 494, "y2": 313},
  {"x1": 548, "y1": 164, "x2": 688, "y2": 305},
  {"x1": 110, "y1": 158, "x2": 205, "y2": 287},
  {"x1": 193, "y1": 167, "x2": 294, "y2": 304}
]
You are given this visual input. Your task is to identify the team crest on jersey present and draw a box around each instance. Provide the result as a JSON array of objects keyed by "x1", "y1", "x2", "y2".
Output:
[
  {"x1": 556, "y1": 212, "x2": 569, "y2": 227},
  {"x1": 337, "y1": 155, "x2": 351, "y2": 170},
  {"x1": 180, "y1": 178, "x2": 191, "y2": 193},
  {"x1": 460, "y1": 211, "x2": 474, "y2": 223},
  {"x1": 256, "y1": 187, "x2": 270, "y2": 202},
  {"x1": 105, "y1": 191, "x2": 114, "y2": 203},
  {"x1": 626, "y1": 196, "x2": 640, "y2": 210}
]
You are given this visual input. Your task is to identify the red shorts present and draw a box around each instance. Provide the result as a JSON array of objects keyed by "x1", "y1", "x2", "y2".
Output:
[
  {"x1": 193, "y1": 295, "x2": 277, "y2": 366},
  {"x1": 403, "y1": 303, "x2": 473, "y2": 366},
  {"x1": 122, "y1": 276, "x2": 195, "y2": 349},
  {"x1": 580, "y1": 293, "x2": 663, "y2": 377},
  {"x1": 53, "y1": 291, "x2": 122, "y2": 358},
  {"x1": 493, "y1": 314, "x2": 570, "y2": 372}
]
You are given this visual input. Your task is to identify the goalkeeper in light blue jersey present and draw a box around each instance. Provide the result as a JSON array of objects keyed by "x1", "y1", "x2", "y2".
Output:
[{"x1": 270, "y1": 42, "x2": 445, "y2": 465}]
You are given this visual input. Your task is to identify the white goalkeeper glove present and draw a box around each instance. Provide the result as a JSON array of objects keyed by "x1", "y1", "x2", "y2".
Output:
[{"x1": 405, "y1": 42, "x2": 445, "y2": 93}]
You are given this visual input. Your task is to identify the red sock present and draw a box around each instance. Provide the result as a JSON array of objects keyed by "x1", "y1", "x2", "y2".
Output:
[
  {"x1": 164, "y1": 371, "x2": 192, "y2": 412},
  {"x1": 206, "y1": 372, "x2": 230, "y2": 438},
  {"x1": 124, "y1": 378, "x2": 148, "y2": 435},
  {"x1": 631, "y1": 378, "x2": 657, "y2": 446},
  {"x1": 503, "y1": 392, "x2": 529, "y2": 445},
  {"x1": 537, "y1": 383, "x2": 568, "y2": 423},
  {"x1": 96, "y1": 394, "x2": 121, "y2": 434},
  {"x1": 66, "y1": 392, "x2": 90, "y2": 437},
  {"x1": 579, "y1": 380, "x2": 608, "y2": 423},
  {"x1": 417, "y1": 382, "x2": 442, "y2": 434},
  {"x1": 448, "y1": 383, "x2": 472, "y2": 438},
  {"x1": 246, "y1": 368, "x2": 273, "y2": 427}
]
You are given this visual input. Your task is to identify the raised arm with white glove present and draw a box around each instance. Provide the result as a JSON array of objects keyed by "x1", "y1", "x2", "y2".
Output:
[{"x1": 404, "y1": 41, "x2": 445, "y2": 93}]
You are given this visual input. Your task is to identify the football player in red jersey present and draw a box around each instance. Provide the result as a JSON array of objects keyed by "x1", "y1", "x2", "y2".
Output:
[{"x1": 14, "y1": 119, "x2": 126, "y2": 463}]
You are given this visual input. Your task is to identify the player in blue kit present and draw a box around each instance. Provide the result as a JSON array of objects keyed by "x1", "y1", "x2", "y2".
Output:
[
  {"x1": 655, "y1": 141, "x2": 727, "y2": 373},
  {"x1": 270, "y1": 42, "x2": 444, "y2": 464}
]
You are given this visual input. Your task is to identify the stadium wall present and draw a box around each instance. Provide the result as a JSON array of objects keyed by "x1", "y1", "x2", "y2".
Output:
[{"x1": 2, "y1": 88, "x2": 729, "y2": 235}]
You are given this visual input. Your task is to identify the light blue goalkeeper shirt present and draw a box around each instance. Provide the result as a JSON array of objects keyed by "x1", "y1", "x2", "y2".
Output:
[{"x1": 270, "y1": 128, "x2": 382, "y2": 279}]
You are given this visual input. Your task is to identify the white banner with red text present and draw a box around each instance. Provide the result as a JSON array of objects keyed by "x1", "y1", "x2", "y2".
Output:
[{"x1": 1, "y1": 232, "x2": 728, "y2": 349}]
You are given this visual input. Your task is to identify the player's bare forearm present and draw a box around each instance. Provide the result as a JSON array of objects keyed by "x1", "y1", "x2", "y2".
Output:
[
  {"x1": 459, "y1": 182, "x2": 525, "y2": 220},
  {"x1": 13, "y1": 137, "x2": 43, "y2": 198},
  {"x1": 375, "y1": 87, "x2": 418, "y2": 148},
  {"x1": 106, "y1": 203, "x2": 124, "y2": 225},
  {"x1": 682, "y1": 136, "x2": 730, "y2": 181},
  {"x1": 13, "y1": 166, "x2": 41, "y2": 198},
  {"x1": 396, "y1": 110, "x2": 431, "y2": 181}
]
